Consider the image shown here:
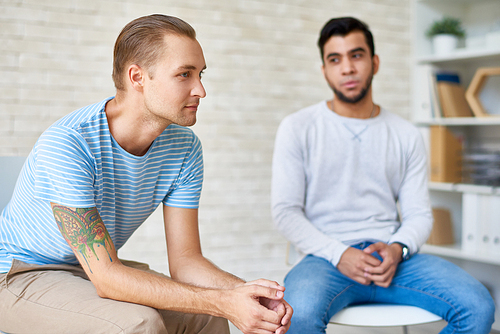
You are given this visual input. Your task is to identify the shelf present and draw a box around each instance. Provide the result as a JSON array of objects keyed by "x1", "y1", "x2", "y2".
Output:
[
  {"x1": 429, "y1": 182, "x2": 500, "y2": 194},
  {"x1": 415, "y1": 117, "x2": 500, "y2": 126},
  {"x1": 417, "y1": 48, "x2": 500, "y2": 65},
  {"x1": 417, "y1": 0, "x2": 497, "y2": 4},
  {"x1": 414, "y1": 2, "x2": 500, "y2": 329},
  {"x1": 421, "y1": 244, "x2": 500, "y2": 266}
]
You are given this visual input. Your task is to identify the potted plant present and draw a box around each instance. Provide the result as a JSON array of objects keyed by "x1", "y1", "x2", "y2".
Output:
[{"x1": 426, "y1": 17, "x2": 465, "y2": 55}]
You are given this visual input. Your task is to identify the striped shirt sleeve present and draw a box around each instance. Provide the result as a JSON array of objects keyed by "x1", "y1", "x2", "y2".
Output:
[
  {"x1": 163, "y1": 133, "x2": 204, "y2": 208},
  {"x1": 33, "y1": 126, "x2": 96, "y2": 208}
]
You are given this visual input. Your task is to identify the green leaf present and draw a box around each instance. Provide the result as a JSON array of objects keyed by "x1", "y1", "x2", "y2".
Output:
[{"x1": 426, "y1": 17, "x2": 465, "y2": 38}]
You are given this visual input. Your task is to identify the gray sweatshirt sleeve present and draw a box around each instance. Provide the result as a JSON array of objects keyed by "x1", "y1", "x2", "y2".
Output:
[
  {"x1": 271, "y1": 117, "x2": 349, "y2": 266},
  {"x1": 388, "y1": 131, "x2": 433, "y2": 254}
]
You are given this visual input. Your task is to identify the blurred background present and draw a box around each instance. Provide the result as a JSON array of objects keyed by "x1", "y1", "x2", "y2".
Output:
[{"x1": 0, "y1": 0, "x2": 411, "y2": 288}]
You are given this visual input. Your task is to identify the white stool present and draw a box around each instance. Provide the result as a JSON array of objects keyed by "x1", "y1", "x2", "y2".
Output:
[{"x1": 330, "y1": 303, "x2": 442, "y2": 333}]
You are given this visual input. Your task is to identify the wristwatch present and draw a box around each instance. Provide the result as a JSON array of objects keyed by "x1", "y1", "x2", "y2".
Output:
[{"x1": 394, "y1": 242, "x2": 410, "y2": 261}]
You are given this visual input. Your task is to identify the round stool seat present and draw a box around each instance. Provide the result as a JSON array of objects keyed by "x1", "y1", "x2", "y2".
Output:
[{"x1": 330, "y1": 304, "x2": 442, "y2": 327}]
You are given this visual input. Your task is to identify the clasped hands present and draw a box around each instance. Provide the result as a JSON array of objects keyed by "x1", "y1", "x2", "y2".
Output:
[
  {"x1": 337, "y1": 242, "x2": 403, "y2": 288},
  {"x1": 228, "y1": 279, "x2": 293, "y2": 334}
]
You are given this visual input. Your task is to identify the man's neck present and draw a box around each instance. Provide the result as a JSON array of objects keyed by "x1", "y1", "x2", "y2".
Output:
[
  {"x1": 105, "y1": 94, "x2": 171, "y2": 157},
  {"x1": 328, "y1": 97, "x2": 378, "y2": 119}
]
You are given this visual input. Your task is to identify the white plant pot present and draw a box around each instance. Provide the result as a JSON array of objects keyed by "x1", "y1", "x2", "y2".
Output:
[{"x1": 432, "y1": 34, "x2": 458, "y2": 56}]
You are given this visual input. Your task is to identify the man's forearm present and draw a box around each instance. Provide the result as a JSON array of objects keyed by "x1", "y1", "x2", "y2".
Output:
[
  {"x1": 169, "y1": 254, "x2": 245, "y2": 289},
  {"x1": 94, "y1": 261, "x2": 289, "y2": 334},
  {"x1": 91, "y1": 260, "x2": 230, "y2": 316}
]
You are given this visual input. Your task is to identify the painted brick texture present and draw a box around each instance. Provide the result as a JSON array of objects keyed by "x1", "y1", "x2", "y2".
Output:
[{"x1": 0, "y1": 0, "x2": 410, "y2": 287}]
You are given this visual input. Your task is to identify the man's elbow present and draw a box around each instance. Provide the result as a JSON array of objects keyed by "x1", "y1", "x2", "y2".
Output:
[
  {"x1": 169, "y1": 267, "x2": 181, "y2": 281},
  {"x1": 93, "y1": 280, "x2": 113, "y2": 299},
  {"x1": 168, "y1": 255, "x2": 203, "y2": 283},
  {"x1": 89, "y1": 269, "x2": 121, "y2": 299},
  {"x1": 95, "y1": 286, "x2": 107, "y2": 298},
  {"x1": 271, "y1": 203, "x2": 294, "y2": 231}
]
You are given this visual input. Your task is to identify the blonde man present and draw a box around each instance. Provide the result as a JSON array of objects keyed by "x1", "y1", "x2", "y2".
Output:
[{"x1": 0, "y1": 14, "x2": 291, "y2": 334}]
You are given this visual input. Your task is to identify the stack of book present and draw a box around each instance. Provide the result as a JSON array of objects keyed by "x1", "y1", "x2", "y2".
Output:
[{"x1": 462, "y1": 150, "x2": 500, "y2": 186}]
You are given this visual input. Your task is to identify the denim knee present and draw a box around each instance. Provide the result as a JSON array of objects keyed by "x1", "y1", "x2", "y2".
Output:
[
  {"x1": 465, "y1": 290, "x2": 495, "y2": 333},
  {"x1": 482, "y1": 296, "x2": 496, "y2": 330},
  {"x1": 284, "y1": 275, "x2": 332, "y2": 333},
  {"x1": 447, "y1": 285, "x2": 496, "y2": 333},
  {"x1": 287, "y1": 301, "x2": 327, "y2": 334}
]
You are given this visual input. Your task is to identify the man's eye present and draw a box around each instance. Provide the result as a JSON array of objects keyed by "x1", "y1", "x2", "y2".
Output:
[
  {"x1": 353, "y1": 53, "x2": 362, "y2": 59},
  {"x1": 181, "y1": 72, "x2": 189, "y2": 78},
  {"x1": 199, "y1": 71, "x2": 204, "y2": 79}
]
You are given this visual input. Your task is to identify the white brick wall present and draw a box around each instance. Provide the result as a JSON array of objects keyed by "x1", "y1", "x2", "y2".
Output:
[{"x1": 0, "y1": 0, "x2": 410, "y2": 296}]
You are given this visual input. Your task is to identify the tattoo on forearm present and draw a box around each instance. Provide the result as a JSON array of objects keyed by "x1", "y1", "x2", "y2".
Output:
[{"x1": 52, "y1": 205, "x2": 113, "y2": 272}]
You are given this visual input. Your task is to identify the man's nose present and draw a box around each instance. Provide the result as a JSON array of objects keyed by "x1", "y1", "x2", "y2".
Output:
[{"x1": 192, "y1": 79, "x2": 206, "y2": 98}]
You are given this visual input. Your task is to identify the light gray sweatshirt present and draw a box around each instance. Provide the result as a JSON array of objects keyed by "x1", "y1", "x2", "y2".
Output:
[{"x1": 271, "y1": 101, "x2": 432, "y2": 266}]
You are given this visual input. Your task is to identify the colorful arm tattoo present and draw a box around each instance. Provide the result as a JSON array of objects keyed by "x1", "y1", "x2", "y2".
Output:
[{"x1": 51, "y1": 204, "x2": 113, "y2": 273}]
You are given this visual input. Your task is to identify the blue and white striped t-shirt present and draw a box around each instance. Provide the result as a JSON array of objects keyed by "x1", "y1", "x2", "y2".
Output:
[{"x1": 0, "y1": 97, "x2": 204, "y2": 273}]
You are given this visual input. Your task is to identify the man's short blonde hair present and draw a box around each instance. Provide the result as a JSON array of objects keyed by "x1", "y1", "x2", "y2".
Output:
[{"x1": 112, "y1": 14, "x2": 196, "y2": 91}]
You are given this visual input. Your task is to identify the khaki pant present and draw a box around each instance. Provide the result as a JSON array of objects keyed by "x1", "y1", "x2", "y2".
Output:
[{"x1": 0, "y1": 259, "x2": 229, "y2": 334}]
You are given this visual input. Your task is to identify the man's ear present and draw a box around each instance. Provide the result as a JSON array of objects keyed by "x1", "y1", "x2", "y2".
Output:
[
  {"x1": 128, "y1": 64, "x2": 145, "y2": 92},
  {"x1": 372, "y1": 54, "x2": 380, "y2": 75}
]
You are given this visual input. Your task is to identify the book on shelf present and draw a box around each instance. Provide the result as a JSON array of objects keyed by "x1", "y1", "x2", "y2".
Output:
[
  {"x1": 436, "y1": 72, "x2": 474, "y2": 118},
  {"x1": 427, "y1": 67, "x2": 442, "y2": 119},
  {"x1": 430, "y1": 126, "x2": 463, "y2": 183},
  {"x1": 428, "y1": 207, "x2": 455, "y2": 245},
  {"x1": 427, "y1": 71, "x2": 474, "y2": 118}
]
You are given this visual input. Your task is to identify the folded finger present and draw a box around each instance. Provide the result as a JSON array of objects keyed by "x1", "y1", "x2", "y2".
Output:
[
  {"x1": 259, "y1": 305, "x2": 284, "y2": 325},
  {"x1": 275, "y1": 302, "x2": 286, "y2": 318},
  {"x1": 364, "y1": 263, "x2": 389, "y2": 275},
  {"x1": 248, "y1": 284, "x2": 284, "y2": 301},
  {"x1": 281, "y1": 302, "x2": 293, "y2": 325},
  {"x1": 247, "y1": 279, "x2": 285, "y2": 291},
  {"x1": 359, "y1": 254, "x2": 382, "y2": 268}
]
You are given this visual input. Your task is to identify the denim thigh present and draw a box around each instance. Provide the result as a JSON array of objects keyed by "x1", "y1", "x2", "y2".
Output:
[{"x1": 374, "y1": 253, "x2": 495, "y2": 334}]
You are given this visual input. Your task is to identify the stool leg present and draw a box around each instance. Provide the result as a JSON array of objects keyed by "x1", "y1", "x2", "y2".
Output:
[{"x1": 402, "y1": 325, "x2": 408, "y2": 334}]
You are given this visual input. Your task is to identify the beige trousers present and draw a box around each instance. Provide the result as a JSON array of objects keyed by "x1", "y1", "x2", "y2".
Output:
[{"x1": 0, "y1": 259, "x2": 230, "y2": 334}]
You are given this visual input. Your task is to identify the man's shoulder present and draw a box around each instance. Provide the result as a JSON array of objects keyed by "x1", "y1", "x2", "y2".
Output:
[
  {"x1": 36, "y1": 98, "x2": 113, "y2": 153},
  {"x1": 281, "y1": 101, "x2": 325, "y2": 127},
  {"x1": 382, "y1": 110, "x2": 419, "y2": 132},
  {"x1": 293, "y1": 101, "x2": 325, "y2": 118},
  {"x1": 52, "y1": 97, "x2": 112, "y2": 131},
  {"x1": 380, "y1": 110, "x2": 423, "y2": 146}
]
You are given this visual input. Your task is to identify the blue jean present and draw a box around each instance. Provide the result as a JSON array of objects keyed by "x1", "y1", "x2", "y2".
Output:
[{"x1": 284, "y1": 244, "x2": 495, "y2": 334}]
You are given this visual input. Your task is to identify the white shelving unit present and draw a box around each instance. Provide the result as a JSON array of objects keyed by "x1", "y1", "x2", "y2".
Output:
[
  {"x1": 417, "y1": 48, "x2": 500, "y2": 65},
  {"x1": 423, "y1": 182, "x2": 500, "y2": 265},
  {"x1": 412, "y1": 0, "x2": 500, "y2": 330},
  {"x1": 416, "y1": 117, "x2": 500, "y2": 126}
]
